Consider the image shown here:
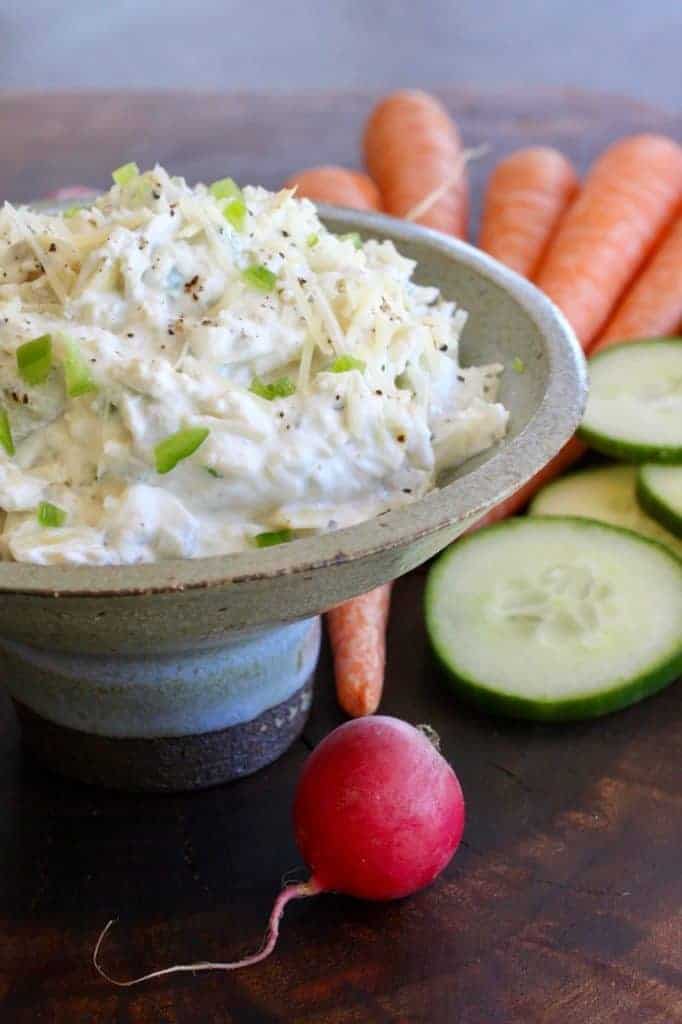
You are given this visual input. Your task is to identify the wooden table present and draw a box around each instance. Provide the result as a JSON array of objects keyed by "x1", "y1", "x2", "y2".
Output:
[{"x1": 0, "y1": 90, "x2": 681, "y2": 1024}]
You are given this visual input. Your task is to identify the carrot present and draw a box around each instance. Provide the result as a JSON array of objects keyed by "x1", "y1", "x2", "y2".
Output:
[
  {"x1": 283, "y1": 166, "x2": 381, "y2": 211},
  {"x1": 592, "y1": 210, "x2": 682, "y2": 351},
  {"x1": 534, "y1": 134, "x2": 682, "y2": 348},
  {"x1": 287, "y1": 165, "x2": 390, "y2": 716},
  {"x1": 363, "y1": 90, "x2": 469, "y2": 237},
  {"x1": 476, "y1": 186, "x2": 682, "y2": 526},
  {"x1": 327, "y1": 584, "x2": 393, "y2": 717},
  {"x1": 478, "y1": 147, "x2": 579, "y2": 277}
]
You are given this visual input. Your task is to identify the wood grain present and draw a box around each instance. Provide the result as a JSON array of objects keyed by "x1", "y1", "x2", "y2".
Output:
[{"x1": 0, "y1": 90, "x2": 681, "y2": 1024}]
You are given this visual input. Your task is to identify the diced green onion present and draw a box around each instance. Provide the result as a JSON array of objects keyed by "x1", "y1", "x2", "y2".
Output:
[
  {"x1": 0, "y1": 408, "x2": 14, "y2": 456},
  {"x1": 17, "y1": 334, "x2": 52, "y2": 386},
  {"x1": 205, "y1": 466, "x2": 223, "y2": 478},
  {"x1": 328, "y1": 354, "x2": 366, "y2": 374},
  {"x1": 63, "y1": 205, "x2": 82, "y2": 219},
  {"x1": 241, "y1": 265, "x2": 277, "y2": 292},
  {"x1": 254, "y1": 529, "x2": 293, "y2": 548},
  {"x1": 112, "y1": 162, "x2": 140, "y2": 187},
  {"x1": 339, "y1": 232, "x2": 362, "y2": 250},
  {"x1": 154, "y1": 427, "x2": 210, "y2": 474},
  {"x1": 512, "y1": 356, "x2": 526, "y2": 374},
  {"x1": 249, "y1": 376, "x2": 296, "y2": 401},
  {"x1": 209, "y1": 177, "x2": 240, "y2": 201},
  {"x1": 63, "y1": 337, "x2": 97, "y2": 397},
  {"x1": 37, "y1": 501, "x2": 66, "y2": 528},
  {"x1": 224, "y1": 198, "x2": 247, "y2": 232},
  {"x1": 306, "y1": 233, "x2": 319, "y2": 248}
]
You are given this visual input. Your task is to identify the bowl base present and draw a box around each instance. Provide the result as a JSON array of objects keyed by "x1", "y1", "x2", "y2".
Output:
[{"x1": 13, "y1": 676, "x2": 314, "y2": 792}]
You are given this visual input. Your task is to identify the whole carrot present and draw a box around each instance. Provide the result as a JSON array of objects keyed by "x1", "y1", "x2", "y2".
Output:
[
  {"x1": 535, "y1": 134, "x2": 682, "y2": 348},
  {"x1": 327, "y1": 584, "x2": 393, "y2": 717},
  {"x1": 476, "y1": 191, "x2": 682, "y2": 525},
  {"x1": 479, "y1": 147, "x2": 579, "y2": 277},
  {"x1": 592, "y1": 210, "x2": 682, "y2": 351},
  {"x1": 284, "y1": 166, "x2": 381, "y2": 211},
  {"x1": 284, "y1": 164, "x2": 390, "y2": 715},
  {"x1": 363, "y1": 90, "x2": 469, "y2": 237}
]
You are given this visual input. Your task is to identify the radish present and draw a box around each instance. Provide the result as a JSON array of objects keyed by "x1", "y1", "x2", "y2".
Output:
[{"x1": 94, "y1": 716, "x2": 465, "y2": 985}]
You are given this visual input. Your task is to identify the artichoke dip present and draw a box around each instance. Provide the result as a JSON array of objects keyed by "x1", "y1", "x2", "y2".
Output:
[{"x1": 0, "y1": 164, "x2": 508, "y2": 565}]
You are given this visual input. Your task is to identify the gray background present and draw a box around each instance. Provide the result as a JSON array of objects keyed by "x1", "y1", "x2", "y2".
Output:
[{"x1": 0, "y1": 0, "x2": 680, "y2": 111}]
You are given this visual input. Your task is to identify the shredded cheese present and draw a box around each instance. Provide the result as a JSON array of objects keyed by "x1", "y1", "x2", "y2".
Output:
[{"x1": 0, "y1": 165, "x2": 508, "y2": 566}]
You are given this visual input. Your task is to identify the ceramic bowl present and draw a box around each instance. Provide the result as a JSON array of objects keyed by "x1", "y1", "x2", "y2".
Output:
[{"x1": 0, "y1": 206, "x2": 587, "y2": 790}]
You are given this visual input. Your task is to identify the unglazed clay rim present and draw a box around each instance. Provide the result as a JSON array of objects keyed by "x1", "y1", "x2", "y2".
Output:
[{"x1": 0, "y1": 205, "x2": 587, "y2": 596}]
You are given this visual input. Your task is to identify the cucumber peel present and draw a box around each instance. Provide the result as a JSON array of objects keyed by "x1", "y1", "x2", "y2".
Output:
[{"x1": 637, "y1": 464, "x2": 682, "y2": 538}]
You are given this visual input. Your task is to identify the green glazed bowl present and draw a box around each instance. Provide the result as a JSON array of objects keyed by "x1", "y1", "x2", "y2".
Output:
[{"x1": 0, "y1": 205, "x2": 587, "y2": 790}]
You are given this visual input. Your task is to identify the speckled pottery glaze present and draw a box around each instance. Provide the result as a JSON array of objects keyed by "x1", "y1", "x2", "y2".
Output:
[{"x1": 0, "y1": 205, "x2": 587, "y2": 791}]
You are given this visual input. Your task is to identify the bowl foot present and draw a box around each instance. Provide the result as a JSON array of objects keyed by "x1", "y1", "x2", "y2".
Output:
[
  {"x1": 14, "y1": 676, "x2": 314, "y2": 792},
  {"x1": 1, "y1": 616, "x2": 321, "y2": 791}
]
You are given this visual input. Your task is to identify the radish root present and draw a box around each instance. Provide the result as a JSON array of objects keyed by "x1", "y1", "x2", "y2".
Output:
[{"x1": 93, "y1": 878, "x2": 322, "y2": 987}]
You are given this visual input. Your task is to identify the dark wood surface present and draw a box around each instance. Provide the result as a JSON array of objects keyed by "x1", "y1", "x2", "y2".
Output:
[{"x1": 0, "y1": 90, "x2": 681, "y2": 1024}]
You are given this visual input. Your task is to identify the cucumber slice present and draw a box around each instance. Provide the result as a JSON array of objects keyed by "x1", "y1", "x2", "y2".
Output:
[
  {"x1": 637, "y1": 464, "x2": 682, "y2": 538},
  {"x1": 425, "y1": 517, "x2": 682, "y2": 721},
  {"x1": 578, "y1": 338, "x2": 682, "y2": 463},
  {"x1": 529, "y1": 464, "x2": 682, "y2": 558}
]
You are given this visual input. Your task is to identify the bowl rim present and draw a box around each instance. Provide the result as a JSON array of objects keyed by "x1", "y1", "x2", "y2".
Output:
[{"x1": 0, "y1": 204, "x2": 587, "y2": 597}]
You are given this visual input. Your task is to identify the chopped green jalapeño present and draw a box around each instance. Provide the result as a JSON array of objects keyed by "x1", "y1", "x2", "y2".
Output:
[
  {"x1": 254, "y1": 529, "x2": 293, "y2": 548},
  {"x1": 154, "y1": 427, "x2": 210, "y2": 474},
  {"x1": 37, "y1": 501, "x2": 66, "y2": 527},
  {"x1": 209, "y1": 177, "x2": 240, "y2": 201},
  {"x1": 112, "y1": 162, "x2": 140, "y2": 187},
  {"x1": 329, "y1": 354, "x2": 366, "y2": 373},
  {"x1": 17, "y1": 334, "x2": 52, "y2": 386},
  {"x1": 249, "y1": 376, "x2": 296, "y2": 401},
  {"x1": 63, "y1": 337, "x2": 97, "y2": 397},
  {"x1": 339, "y1": 232, "x2": 362, "y2": 249},
  {"x1": 224, "y1": 198, "x2": 247, "y2": 232},
  {"x1": 0, "y1": 408, "x2": 14, "y2": 456},
  {"x1": 242, "y1": 265, "x2": 277, "y2": 292}
]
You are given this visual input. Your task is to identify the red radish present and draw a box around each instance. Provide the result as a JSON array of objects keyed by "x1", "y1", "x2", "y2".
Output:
[
  {"x1": 294, "y1": 716, "x2": 464, "y2": 900},
  {"x1": 94, "y1": 716, "x2": 465, "y2": 985}
]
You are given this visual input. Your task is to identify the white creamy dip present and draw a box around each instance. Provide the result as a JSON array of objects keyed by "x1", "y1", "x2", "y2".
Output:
[{"x1": 0, "y1": 165, "x2": 507, "y2": 565}]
